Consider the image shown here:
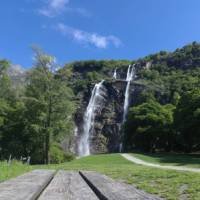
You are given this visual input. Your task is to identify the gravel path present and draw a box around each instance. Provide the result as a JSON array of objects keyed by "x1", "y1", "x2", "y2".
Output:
[{"x1": 121, "y1": 153, "x2": 200, "y2": 173}]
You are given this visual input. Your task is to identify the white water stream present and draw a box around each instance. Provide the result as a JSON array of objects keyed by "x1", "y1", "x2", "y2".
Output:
[
  {"x1": 113, "y1": 68, "x2": 117, "y2": 79},
  {"x1": 78, "y1": 80, "x2": 105, "y2": 156},
  {"x1": 122, "y1": 65, "x2": 135, "y2": 123}
]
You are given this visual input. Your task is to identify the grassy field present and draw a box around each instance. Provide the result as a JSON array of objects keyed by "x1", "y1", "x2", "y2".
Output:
[
  {"x1": 1, "y1": 154, "x2": 200, "y2": 200},
  {"x1": 132, "y1": 153, "x2": 200, "y2": 168},
  {"x1": 0, "y1": 161, "x2": 33, "y2": 182}
]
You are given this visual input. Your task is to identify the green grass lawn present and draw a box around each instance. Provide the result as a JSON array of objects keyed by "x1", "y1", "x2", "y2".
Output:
[
  {"x1": 132, "y1": 152, "x2": 200, "y2": 168},
  {"x1": 1, "y1": 154, "x2": 200, "y2": 200},
  {"x1": 0, "y1": 161, "x2": 33, "y2": 182}
]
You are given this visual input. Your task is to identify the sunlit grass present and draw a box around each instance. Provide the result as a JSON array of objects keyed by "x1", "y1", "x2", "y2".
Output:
[
  {"x1": 1, "y1": 154, "x2": 200, "y2": 199},
  {"x1": 0, "y1": 161, "x2": 33, "y2": 182}
]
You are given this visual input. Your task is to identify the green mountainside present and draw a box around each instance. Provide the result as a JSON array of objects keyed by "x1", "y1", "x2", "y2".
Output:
[{"x1": 1, "y1": 42, "x2": 200, "y2": 164}]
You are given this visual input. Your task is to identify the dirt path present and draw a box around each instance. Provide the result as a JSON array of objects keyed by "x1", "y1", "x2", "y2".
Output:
[{"x1": 121, "y1": 154, "x2": 200, "y2": 173}]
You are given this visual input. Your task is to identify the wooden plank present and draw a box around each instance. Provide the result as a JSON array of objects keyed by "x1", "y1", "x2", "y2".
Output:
[
  {"x1": 80, "y1": 171, "x2": 163, "y2": 200},
  {"x1": 38, "y1": 170, "x2": 98, "y2": 200},
  {"x1": 0, "y1": 170, "x2": 55, "y2": 200}
]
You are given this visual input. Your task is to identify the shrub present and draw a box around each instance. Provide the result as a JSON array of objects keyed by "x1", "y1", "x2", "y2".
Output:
[{"x1": 50, "y1": 143, "x2": 75, "y2": 164}]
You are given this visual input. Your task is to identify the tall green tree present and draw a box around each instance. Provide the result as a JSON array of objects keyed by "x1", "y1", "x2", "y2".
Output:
[
  {"x1": 174, "y1": 89, "x2": 200, "y2": 152},
  {"x1": 124, "y1": 100, "x2": 174, "y2": 152},
  {"x1": 24, "y1": 48, "x2": 75, "y2": 163},
  {"x1": 0, "y1": 60, "x2": 11, "y2": 155}
]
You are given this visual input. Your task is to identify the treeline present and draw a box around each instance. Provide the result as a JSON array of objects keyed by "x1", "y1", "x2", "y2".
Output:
[
  {"x1": 124, "y1": 92, "x2": 200, "y2": 153},
  {"x1": 124, "y1": 42, "x2": 200, "y2": 153},
  {"x1": 1, "y1": 41, "x2": 200, "y2": 161},
  {"x1": 0, "y1": 49, "x2": 75, "y2": 164}
]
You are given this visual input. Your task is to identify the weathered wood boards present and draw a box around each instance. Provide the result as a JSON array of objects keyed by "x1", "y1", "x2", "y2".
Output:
[
  {"x1": 0, "y1": 170, "x2": 55, "y2": 200},
  {"x1": 80, "y1": 171, "x2": 162, "y2": 200},
  {"x1": 0, "y1": 170, "x2": 162, "y2": 200},
  {"x1": 38, "y1": 171, "x2": 98, "y2": 200}
]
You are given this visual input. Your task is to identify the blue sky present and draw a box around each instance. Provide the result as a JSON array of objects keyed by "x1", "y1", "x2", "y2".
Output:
[{"x1": 1, "y1": 0, "x2": 200, "y2": 68}]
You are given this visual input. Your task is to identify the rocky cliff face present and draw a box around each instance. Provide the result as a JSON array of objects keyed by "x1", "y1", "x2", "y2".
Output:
[{"x1": 73, "y1": 66, "x2": 146, "y2": 154}]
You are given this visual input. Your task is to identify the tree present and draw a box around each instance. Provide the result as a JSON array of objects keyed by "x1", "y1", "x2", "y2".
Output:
[
  {"x1": 174, "y1": 89, "x2": 200, "y2": 152},
  {"x1": 24, "y1": 48, "x2": 75, "y2": 163},
  {"x1": 0, "y1": 60, "x2": 11, "y2": 155},
  {"x1": 0, "y1": 60, "x2": 11, "y2": 99},
  {"x1": 124, "y1": 100, "x2": 174, "y2": 152}
]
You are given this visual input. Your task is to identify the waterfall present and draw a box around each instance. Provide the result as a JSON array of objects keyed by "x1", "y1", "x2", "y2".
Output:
[
  {"x1": 74, "y1": 126, "x2": 78, "y2": 137},
  {"x1": 119, "y1": 143, "x2": 123, "y2": 153},
  {"x1": 119, "y1": 65, "x2": 135, "y2": 152},
  {"x1": 113, "y1": 68, "x2": 117, "y2": 79},
  {"x1": 78, "y1": 80, "x2": 105, "y2": 156},
  {"x1": 122, "y1": 65, "x2": 135, "y2": 123}
]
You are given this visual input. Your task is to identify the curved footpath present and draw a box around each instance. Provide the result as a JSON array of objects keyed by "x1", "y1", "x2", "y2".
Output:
[{"x1": 121, "y1": 153, "x2": 200, "y2": 173}]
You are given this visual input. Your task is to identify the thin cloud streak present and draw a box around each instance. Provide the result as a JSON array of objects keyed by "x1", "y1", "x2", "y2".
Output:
[
  {"x1": 56, "y1": 23, "x2": 122, "y2": 49},
  {"x1": 38, "y1": 0, "x2": 90, "y2": 17},
  {"x1": 38, "y1": 0, "x2": 69, "y2": 17}
]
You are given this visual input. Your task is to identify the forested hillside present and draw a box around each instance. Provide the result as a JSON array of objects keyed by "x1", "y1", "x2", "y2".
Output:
[
  {"x1": 0, "y1": 49, "x2": 76, "y2": 164},
  {"x1": 61, "y1": 42, "x2": 200, "y2": 154},
  {"x1": 1, "y1": 42, "x2": 200, "y2": 164},
  {"x1": 124, "y1": 42, "x2": 200, "y2": 153}
]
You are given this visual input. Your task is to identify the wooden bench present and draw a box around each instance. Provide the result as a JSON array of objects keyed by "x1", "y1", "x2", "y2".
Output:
[
  {"x1": 38, "y1": 171, "x2": 98, "y2": 200},
  {"x1": 0, "y1": 170, "x2": 162, "y2": 200},
  {"x1": 80, "y1": 171, "x2": 162, "y2": 200},
  {"x1": 0, "y1": 170, "x2": 55, "y2": 200}
]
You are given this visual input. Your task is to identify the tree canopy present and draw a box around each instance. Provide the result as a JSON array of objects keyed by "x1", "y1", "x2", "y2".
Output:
[{"x1": 124, "y1": 100, "x2": 174, "y2": 152}]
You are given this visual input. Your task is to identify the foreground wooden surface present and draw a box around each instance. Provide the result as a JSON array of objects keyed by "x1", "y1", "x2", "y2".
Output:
[
  {"x1": 0, "y1": 170, "x2": 162, "y2": 200},
  {"x1": 80, "y1": 171, "x2": 162, "y2": 200},
  {"x1": 0, "y1": 170, "x2": 55, "y2": 200},
  {"x1": 38, "y1": 171, "x2": 98, "y2": 200}
]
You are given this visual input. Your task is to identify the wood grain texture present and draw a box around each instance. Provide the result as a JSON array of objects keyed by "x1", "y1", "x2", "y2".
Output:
[
  {"x1": 80, "y1": 171, "x2": 163, "y2": 200},
  {"x1": 38, "y1": 171, "x2": 98, "y2": 200},
  {"x1": 0, "y1": 170, "x2": 55, "y2": 200}
]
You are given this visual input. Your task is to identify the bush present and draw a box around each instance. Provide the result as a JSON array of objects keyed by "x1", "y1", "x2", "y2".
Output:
[
  {"x1": 64, "y1": 152, "x2": 75, "y2": 162},
  {"x1": 50, "y1": 144, "x2": 75, "y2": 164}
]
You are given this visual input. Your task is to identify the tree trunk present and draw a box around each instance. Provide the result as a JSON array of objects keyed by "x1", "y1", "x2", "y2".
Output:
[
  {"x1": 45, "y1": 95, "x2": 52, "y2": 164},
  {"x1": 45, "y1": 131, "x2": 50, "y2": 164}
]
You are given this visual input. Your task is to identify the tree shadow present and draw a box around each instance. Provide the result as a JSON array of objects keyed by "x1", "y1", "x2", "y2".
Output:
[{"x1": 139, "y1": 152, "x2": 200, "y2": 167}]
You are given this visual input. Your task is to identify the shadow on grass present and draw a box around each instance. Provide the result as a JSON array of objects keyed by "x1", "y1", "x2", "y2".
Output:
[{"x1": 133, "y1": 152, "x2": 200, "y2": 167}]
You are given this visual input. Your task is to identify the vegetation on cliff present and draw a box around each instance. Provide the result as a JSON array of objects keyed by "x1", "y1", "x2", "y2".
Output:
[
  {"x1": 1, "y1": 42, "x2": 200, "y2": 163},
  {"x1": 124, "y1": 42, "x2": 200, "y2": 153}
]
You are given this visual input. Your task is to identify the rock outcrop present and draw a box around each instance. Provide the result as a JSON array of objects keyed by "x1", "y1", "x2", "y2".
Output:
[{"x1": 74, "y1": 73, "x2": 146, "y2": 154}]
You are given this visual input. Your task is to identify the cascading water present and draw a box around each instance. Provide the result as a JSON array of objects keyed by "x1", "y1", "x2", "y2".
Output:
[
  {"x1": 69, "y1": 126, "x2": 78, "y2": 153},
  {"x1": 113, "y1": 68, "x2": 117, "y2": 79},
  {"x1": 78, "y1": 80, "x2": 105, "y2": 156},
  {"x1": 119, "y1": 65, "x2": 135, "y2": 152},
  {"x1": 74, "y1": 127, "x2": 78, "y2": 137},
  {"x1": 122, "y1": 65, "x2": 135, "y2": 123}
]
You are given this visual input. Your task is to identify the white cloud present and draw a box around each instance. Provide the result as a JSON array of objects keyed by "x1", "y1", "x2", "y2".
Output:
[
  {"x1": 39, "y1": 0, "x2": 69, "y2": 17},
  {"x1": 50, "y1": 0, "x2": 69, "y2": 10},
  {"x1": 57, "y1": 23, "x2": 122, "y2": 49},
  {"x1": 38, "y1": 0, "x2": 90, "y2": 17}
]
